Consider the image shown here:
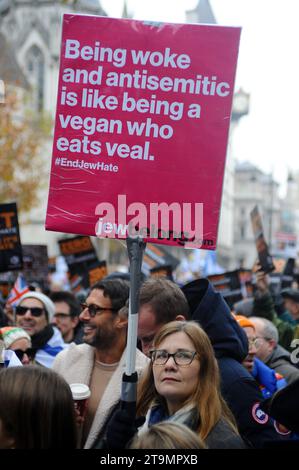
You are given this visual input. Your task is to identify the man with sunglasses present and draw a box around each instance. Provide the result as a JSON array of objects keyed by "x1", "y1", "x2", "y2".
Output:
[
  {"x1": 15, "y1": 291, "x2": 66, "y2": 368},
  {"x1": 52, "y1": 278, "x2": 149, "y2": 449}
]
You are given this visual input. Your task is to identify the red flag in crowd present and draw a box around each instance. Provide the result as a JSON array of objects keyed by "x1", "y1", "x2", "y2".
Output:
[{"x1": 6, "y1": 274, "x2": 30, "y2": 306}]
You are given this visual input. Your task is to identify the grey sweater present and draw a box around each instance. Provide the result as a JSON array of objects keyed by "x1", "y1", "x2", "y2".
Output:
[{"x1": 265, "y1": 344, "x2": 299, "y2": 384}]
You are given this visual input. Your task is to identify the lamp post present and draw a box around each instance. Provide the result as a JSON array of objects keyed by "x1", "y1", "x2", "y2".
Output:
[{"x1": 232, "y1": 88, "x2": 250, "y2": 120}]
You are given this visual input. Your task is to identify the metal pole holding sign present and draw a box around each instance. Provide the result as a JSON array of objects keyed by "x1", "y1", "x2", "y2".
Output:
[{"x1": 120, "y1": 237, "x2": 146, "y2": 412}]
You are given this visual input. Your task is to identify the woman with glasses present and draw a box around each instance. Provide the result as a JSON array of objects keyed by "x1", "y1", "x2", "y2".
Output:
[{"x1": 134, "y1": 321, "x2": 246, "y2": 448}]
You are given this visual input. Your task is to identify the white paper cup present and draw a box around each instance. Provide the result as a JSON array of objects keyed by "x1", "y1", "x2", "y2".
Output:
[{"x1": 70, "y1": 383, "x2": 91, "y2": 418}]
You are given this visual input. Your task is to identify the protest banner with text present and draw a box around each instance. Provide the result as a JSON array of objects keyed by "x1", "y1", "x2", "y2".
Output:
[
  {"x1": 142, "y1": 242, "x2": 179, "y2": 277},
  {"x1": 46, "y1": 15, "x2": 241, "y2": 249},
  {"x1": 22, "y1": 245, "x2": 49, "y2": 291},
  {"x1": 208, "y1": 270, "x2": 243, "y2": 308},
  {"x1": 0, "y1": 202, "x2": 23, "y2": 273},
  {"x1": 58, "y1": 235, "x2": 107, "y2": 291},
  {"x1": 250, "y1": 206, "x2": 275, "y2": 274}
]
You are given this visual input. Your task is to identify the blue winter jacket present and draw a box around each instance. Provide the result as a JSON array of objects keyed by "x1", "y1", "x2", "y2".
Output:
[{"x1": 252, "y1": 357, "x2": 287, "y2": 399}]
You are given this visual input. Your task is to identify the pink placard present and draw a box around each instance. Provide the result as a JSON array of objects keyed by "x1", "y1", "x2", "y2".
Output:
[{"x1": 45, "y1": 14, "x2": 241, "y2": 249}]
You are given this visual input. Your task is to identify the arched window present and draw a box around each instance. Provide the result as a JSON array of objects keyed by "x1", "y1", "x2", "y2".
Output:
[{"x1": 25, "y1": 45, "x2": 44, "y2": 112}]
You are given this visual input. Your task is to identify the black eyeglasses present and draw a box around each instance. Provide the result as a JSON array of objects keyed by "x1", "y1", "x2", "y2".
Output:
[
  {"x1": 150, "y1": 349, "x2": 197, "y2": 366},
  {"x1": 80, "y1": 303, "x2": 117, "y2": 318},
  {"x1": 13, "y1": 349, "x2": 35, "y2": 361},
  {"x1": 15, "y1": 306, "x2": 45, "y2": 317}
]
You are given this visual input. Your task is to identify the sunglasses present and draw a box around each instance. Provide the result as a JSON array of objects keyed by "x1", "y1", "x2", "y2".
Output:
[
  {"x1": 15, "y1": 306, "x2": 45, "y2": 317},
  {"x1": 13, "y1": 349, "x2": 35, "y2": 361},
  {"x1": 80, "y1": 303, "x2": 117, "y2": 318}
]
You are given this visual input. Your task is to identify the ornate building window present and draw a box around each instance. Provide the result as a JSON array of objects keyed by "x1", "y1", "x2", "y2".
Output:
[{"x1": 25, "y1": 44, "x2": 44, "y2": 112}]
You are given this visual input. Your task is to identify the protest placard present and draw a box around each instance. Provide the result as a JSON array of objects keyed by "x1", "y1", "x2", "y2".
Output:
[
  {"x1": 150, "y1": 264, "x2": 174, "y2": 281},
  {"x1": 58, "y1": 235, "x2": 107, "y2": 291},
  {"x1": 22, "y1": 245, "x2": 49, "y2": 291},
  {"x1": 0, "y1": 281, "x2": 9, "y2": 302},
  {"x1": 250, "y1": 206, "x2": 275, "y2": 274},
  {"x1": 272, "y1": 232, "x2": 297, "y2": 259},
  {"x1": 142, "y1": 242, "x2": 179, "y2": 276},
  {"x1": 208, "y1": 270, "x2": 243, "y2": 307},
  {"x1": 0, "y1": 203, "x2": 23, "y2": 273},
  {"x1": 45, "y1": 14, "x2": 241, "y2": 250},
  {"x1": 277, "y1": 258, "x2": 295, "y2": 290}
]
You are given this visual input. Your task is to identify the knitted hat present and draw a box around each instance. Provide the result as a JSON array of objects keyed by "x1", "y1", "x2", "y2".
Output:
[
  {"x1": 17, "y1": 292, "x2": 55, "y2": 322},
  {"x1": 0, "y1": 326, "x2": 31, "y2": 349},
  {"x1": 233, "y1": 314, "x2": 255, "y2": 330},
  {"x1": 233, "y1": 298, "x2": 254, "y2": 317}
]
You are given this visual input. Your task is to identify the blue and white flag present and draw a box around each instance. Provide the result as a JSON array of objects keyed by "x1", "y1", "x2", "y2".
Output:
[
  {"x1": 4, "y1": 349, "x2": 23, "y2": 367},
  {"x1": 35, "y1": 327, "x2": 68, "y2": 368}
]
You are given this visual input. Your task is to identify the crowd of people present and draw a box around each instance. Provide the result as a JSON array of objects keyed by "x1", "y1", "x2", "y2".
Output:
[{"x1": 0, "y1": 264, "x2": 299, "y2": 449}]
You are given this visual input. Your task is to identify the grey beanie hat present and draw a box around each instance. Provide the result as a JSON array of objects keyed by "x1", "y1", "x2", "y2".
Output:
[
  {"x1": 17, "y1": 292, "x2": 55, "y2": 322},
  {"x1": 233, "y1": 298, "x2": 254, "y2": 317}
]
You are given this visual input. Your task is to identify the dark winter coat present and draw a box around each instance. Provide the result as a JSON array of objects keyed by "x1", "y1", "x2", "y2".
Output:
[{"x1": 182, "y1": 278, "x2": 284, "y2": 448}]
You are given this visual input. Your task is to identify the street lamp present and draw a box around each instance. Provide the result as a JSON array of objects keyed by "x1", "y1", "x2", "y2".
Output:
[{"x1": 232, "y1": 88, "x2": 250, "y2": 121}]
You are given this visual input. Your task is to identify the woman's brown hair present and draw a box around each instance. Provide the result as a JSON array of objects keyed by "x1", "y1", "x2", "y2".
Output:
[{"x1": 0, "y1": 365, "x2": 77, "y2": 448}]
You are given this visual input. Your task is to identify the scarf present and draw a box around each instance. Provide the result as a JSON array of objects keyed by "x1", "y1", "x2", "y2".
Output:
[
  {"x1": 31, "y1": 324, "x2": 54, "y2": 353},
  {"x1": 31, "y1": 325, "x2": 66, "y2": 368},
  {"x1": 149, "y1": 403, "x2": 199, "y2": 430}
]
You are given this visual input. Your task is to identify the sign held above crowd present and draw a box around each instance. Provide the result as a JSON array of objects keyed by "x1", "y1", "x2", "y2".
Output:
[
  {"x1": 58, "y1": 235, "x2": 107, "y2": 292},
  {"x1": 250, "y1": 206, "x2": 275, "y2": 274},
  {"x1": 46, "y1": 14, "x2": 241, "y2": 250},
  {"x1": 0, "y1": 202, "x2": 23, "y2": 273}
]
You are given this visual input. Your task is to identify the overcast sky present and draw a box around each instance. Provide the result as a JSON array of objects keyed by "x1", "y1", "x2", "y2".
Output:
[{"x1": 100, "y1": 0, "x2": 299, "y2": 194}]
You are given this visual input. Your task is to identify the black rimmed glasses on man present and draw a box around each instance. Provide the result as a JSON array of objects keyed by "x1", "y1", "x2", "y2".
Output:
[{"x1": 80, "y1": 303, "x2": 118, "y2": 318}]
